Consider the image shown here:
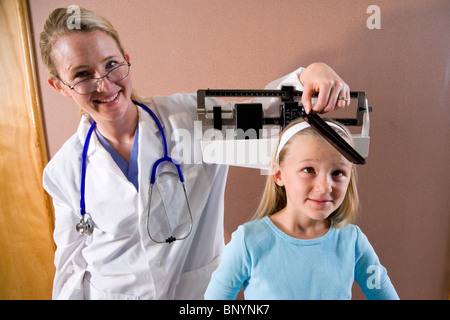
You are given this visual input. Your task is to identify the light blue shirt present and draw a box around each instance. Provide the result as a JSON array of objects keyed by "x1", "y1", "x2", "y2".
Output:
[
  {"x1": 95, "y1": 126, "x2": 139, "y2": 191},
  {"x1": 205, "y1": 217, "x2": 399, "y2": 300}
]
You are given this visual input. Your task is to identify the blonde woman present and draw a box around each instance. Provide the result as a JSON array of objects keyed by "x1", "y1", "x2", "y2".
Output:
[{"x1": 205, "y1": 120, "x2": 399, "y2": 299}]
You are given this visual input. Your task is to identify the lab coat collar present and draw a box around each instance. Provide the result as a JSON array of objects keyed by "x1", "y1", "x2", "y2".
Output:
[
  {"x1": 77, "y1": 115, "x2": 99, "y2": 158},
  {"x1": 136, "y1": 99, "x2": 164, "y2": 134},
  {"x1": 76, "y1": 117, "x2": 126, "y2": 182}
]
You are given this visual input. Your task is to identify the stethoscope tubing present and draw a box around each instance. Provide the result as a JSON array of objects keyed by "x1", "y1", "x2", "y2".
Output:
[
  {"x1": 80, "y1": 120, "x2": 97, "y2": 217},
  {"x1": 132, "y1": 101, "x2": 185, "y2": 184}
]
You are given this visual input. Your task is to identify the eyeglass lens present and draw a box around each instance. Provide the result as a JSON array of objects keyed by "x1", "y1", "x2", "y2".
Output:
[{"x1": 74, "y1": 64, "x2": 130, "y2": 94}]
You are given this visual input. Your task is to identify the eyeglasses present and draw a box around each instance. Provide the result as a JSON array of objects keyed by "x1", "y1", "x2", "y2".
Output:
[{"x1": 57, "y1": 61, "x2": 131, "y2": 95}]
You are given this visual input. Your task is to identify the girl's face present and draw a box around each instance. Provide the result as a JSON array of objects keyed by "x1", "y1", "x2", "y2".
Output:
[
  {"x1": 48, "y1": 30, "x2": 134, "y2": 124},
  {"x1": 274, "y1": 135, "x2": 353, "y2": 223}
]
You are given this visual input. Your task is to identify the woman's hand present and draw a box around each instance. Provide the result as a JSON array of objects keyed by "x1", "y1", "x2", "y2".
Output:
[{"x1": 299, "y1": 62, "x2": 350, "y2": 114}]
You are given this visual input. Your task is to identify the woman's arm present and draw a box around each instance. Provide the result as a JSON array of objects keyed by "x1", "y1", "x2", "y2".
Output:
[{"x1": 43, "y1": 168, "x2": 87, "y2": 300}]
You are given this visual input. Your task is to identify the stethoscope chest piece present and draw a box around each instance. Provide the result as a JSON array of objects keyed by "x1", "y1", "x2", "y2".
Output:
[{"x1": 76, "y1": 214, "x2": 94, "y2": 236}]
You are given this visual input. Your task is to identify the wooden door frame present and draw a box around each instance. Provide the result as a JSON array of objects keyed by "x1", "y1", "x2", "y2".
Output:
[{"x1": 0, "y1": 0, "x2": 55, "y2": 299}]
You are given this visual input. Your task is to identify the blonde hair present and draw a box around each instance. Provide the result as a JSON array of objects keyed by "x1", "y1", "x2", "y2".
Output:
[
  {"x1": 39, "y1": 7, "x2": 144, "y2": 103},
  {"x1": 253, "y1": 119, "x2": 359, "y2": 228}
]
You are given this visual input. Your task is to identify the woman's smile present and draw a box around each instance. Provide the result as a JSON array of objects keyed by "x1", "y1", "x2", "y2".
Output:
[{"x1": 94, "y1": 91, "x2": 120, "y2": 104}]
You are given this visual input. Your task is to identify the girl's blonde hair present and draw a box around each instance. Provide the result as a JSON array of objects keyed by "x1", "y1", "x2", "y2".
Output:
[
  {"x1": 253, "y1": 119, "x2": 359, "y2": 228},
  {"x1": 39, "y1": 7, "x2": 145, "y2": 103}
]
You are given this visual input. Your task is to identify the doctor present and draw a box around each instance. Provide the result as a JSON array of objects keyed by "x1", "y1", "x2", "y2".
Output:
[{"x1": 40, "y1": 7, "x2": 350, "y2": 299}]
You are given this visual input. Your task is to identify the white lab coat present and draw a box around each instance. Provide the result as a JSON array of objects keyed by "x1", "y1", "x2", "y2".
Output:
[{"x1": 43, "y1": 67, "x2": 305, "y2": 299}]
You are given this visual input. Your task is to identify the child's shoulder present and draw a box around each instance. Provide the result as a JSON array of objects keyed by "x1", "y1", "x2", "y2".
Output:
[
  {"x1": 236, "y1": 217, "x2": 274, "y2": 245},
  {"x1": 335, "y1": 223, "x2": 360, "y2": 233},
  {"x1": 334, "y1": 223, "x2": 370, "y2": 244},
  {"x1": 240, "y1": 217, "x2": 271, "y2": 235}
]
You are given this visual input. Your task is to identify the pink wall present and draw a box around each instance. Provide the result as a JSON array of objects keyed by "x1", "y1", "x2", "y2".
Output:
[{"x1": 29, "y1": 0, "x2": 450, "y2": 299}]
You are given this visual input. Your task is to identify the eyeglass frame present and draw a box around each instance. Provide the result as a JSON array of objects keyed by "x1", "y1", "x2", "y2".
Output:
[{"x1": 55, "y1": 61, "x2": 131, "y2": 95}]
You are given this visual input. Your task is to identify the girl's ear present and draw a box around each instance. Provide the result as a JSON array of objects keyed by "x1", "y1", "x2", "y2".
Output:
[{"x1": 272, "y1": 163, "x2": 285, "y2": 187}]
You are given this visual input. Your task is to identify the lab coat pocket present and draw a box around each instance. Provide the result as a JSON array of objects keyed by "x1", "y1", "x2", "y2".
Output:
[
  {"x1": 175, "y1": 255, "x2": 221, "y2": 299},
  {"x1": 84, "y1": 280, "x2": 140, "y2": 300},
  {"x1": 149, "y1": 164, "x2": 210, "y2": 241}
]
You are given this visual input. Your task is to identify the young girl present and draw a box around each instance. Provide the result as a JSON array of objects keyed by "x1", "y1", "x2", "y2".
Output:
[{"x1": 205, "y1": 119, "x2": 399, "y2": 300}]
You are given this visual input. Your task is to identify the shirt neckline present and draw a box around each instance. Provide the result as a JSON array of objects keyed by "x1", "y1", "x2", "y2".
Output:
[
  {"x1": 94, "y1": 125, "x2": 140, "y2": 191},
  {"x1": 262, "y1": 216, "x2": 335, "y2": 246}
]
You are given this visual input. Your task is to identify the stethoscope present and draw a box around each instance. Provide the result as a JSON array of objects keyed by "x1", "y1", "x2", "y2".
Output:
[{"x1": 76, "y1": 101, "x2": 193, "y2": 244}]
